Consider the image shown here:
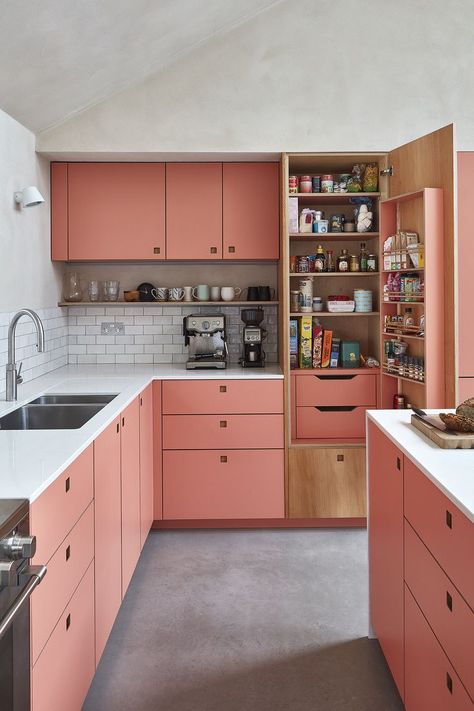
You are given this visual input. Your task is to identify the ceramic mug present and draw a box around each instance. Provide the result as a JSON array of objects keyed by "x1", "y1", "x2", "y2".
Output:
[
  {"x1": 220, "y1": 286, "x2": 242, "y2": 302},
  {"x1": 169, "y1": 287, "x2": 185, "y2": 301},
  {"x1": 183, "y1": 286, "x2": 193, "y2": 302},
  {"x1": 258, "y1": 286, "x2": 276, "y2": 301},
  {"x1": 152, "y1": 287, "x2": 168, "y2": 301},
  {"x1": 192, "y1": 284, "x2": 210, "y2": 301},
  {"x1": 210, "y1": 286, "x2": 221, "y2": 301}
]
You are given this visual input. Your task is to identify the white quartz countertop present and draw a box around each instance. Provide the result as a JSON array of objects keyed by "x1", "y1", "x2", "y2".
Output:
[
  {"x1": 367, "y1": 410, "x2": 474, "y2": 523},
  {"x1": 0, "y1": 364, "x2": 283, "y2": 503}
]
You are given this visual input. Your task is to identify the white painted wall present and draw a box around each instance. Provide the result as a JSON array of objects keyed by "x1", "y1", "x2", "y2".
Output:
[
  {"x1": 0, "y1": 108, "x2": 61, "y2": 310},
  {"x1": 37, "y1": 0, "x2": 474, "y2": 154}
]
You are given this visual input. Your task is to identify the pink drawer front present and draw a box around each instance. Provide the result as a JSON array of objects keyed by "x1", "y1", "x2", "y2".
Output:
[
  {"x1": 162, "y1": 379, "x2": 283, "y2": 414},
  {"x1": 163, "y1": 414, "x2": 284, "y2": 450},
  {"x1": 296, "y1": 373, "x2": 377, "y2": 407},
  {"x1": 163, "y1": 449, "x2": 285, "y2": 519},
  {"x1": 404, "y1": 458, "x2": 474, "y2": 610},
  {"x1": 296, "y1": 406, "x2": 368, "y2": 439},
  {"x1": 404, "y1": 519, "x2": 474, "y2": 699},
  {"x1": 31, "y1": 445, "x2": 94, "y2": 565},
  {"x1": 31, "y1": 503, "x2": 94, "y2": 665}
]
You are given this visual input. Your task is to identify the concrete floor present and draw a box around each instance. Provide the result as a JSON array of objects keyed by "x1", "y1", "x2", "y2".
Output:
[{"x1": 83, "y1": 529, "x2": 403, "y2": 711}]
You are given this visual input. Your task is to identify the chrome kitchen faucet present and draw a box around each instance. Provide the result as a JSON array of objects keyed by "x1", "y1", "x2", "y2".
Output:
[{"x1": 5, "y1": 310, "x2": 45, "y2": 401}]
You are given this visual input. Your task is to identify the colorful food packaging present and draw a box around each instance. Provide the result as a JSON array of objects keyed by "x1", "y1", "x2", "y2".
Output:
[
  {"x1": 341, "y1": 341, "x2": 360, "y2": 368},
  {"x1": 290, "y1": 319, "x2": 298, "y2": 370},
  {"x1": 330, "y1": 338, "x2": 341, "y2": 368},
  {"x1": 299, "y1": 316, "x2": 313, "y2": 369},
  {"x1": 312, "y1": 322, "x2": 323, "y2": 368},
  {"x1": 321, "y1": 330, "x2": 333, "y2": 368}
]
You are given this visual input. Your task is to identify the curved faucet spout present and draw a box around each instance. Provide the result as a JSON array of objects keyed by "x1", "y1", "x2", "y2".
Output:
[{"x1": 6, "y1": 309, "x2": 45, "y2": 401}]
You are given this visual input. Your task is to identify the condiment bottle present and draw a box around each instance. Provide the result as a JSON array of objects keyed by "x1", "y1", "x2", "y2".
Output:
[
  {"x1": 359, "y1": 242, "x2": 368, "y2": 271},
  {"x1": 326, "y1": 249, "x2": 335, "y2": 272},
  {"x1": 367, "y1": 253, "x2": 377, "y2": 272},
  {"x1": 315, "y1": 245, "x2": 326, "y2": 272},
  {"x1": 337, "y1": 249, "x2": 349, "y2": 272},
  {"x1": 403, "y1": 308, "x2": 414, "y2": 328}
]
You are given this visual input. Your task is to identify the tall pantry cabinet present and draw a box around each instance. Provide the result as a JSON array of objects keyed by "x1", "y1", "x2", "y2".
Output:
[
  {"x1": 280, "y1": 125, "x2": 456, "y2": 522},
  {"x1": 457, "y1": 152, "x2": 474, "y2": 403}
]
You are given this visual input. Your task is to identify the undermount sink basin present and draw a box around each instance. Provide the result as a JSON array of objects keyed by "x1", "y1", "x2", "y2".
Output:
[
  {"x1": 29, "y1": 393, "x2": 118, "y2": 406},
  {"x1": 0, "y1": 404, "x2": 106, "y2": 430}
]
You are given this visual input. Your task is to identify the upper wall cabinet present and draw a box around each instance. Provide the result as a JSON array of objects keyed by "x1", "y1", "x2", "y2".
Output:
[
  {"x1": 166, "y1": 163, "x2": 223, "y2": 259},
  {"x1": 52, "y1": 163, "x2": 166, "y2": 261},
  {"x1": 223, "y1": 163, "x2": 280, "y2": 260},
  {"x1": 51, "y1": 161, "x2": 280, "y2": 261}
]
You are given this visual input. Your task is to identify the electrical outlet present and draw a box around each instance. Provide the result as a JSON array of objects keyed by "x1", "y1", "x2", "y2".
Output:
[{"x1": 101, "y1": 322, "x2": 125, "y2": 335}]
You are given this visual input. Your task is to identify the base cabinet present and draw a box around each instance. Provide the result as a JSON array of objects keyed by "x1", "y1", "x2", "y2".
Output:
[
  {"x1": 121, "y1": 397, "x2": 141, "y2": 596},
  {"x1": 288, "y1": 447, "x2": 366, "y2": 518},
  {"x1": 139, "y1": 384, "x2": 154, "y2": 547}
]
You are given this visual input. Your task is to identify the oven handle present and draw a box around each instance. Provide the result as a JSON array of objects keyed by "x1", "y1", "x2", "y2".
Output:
[{"x1": 0, "y1": 565, "x2": 47, "y2": 640}]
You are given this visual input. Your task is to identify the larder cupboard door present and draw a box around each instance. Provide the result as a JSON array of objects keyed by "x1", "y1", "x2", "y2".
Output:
[
  {"x1": 457, "y1": 153, "x2": 474, "y2": 379},
  {"x1": 139, "y1": 384, "x2": 154, "y2": 548},
  {"x1": 223, "y1": 163, "x2": 279, "y2": 259},
  {"x1": 367, "y1": 421, "x2": 405, "y2": 699},
  {"x1": 94, "y1": 417, "x2": 122, "y2": 664},
  {"x1": 68, "y1": 163, "x2": 166, "y2": 260},
  {"x1": 166, "y1": 163, "x2": 222, "y2": 259},
  {"x1": 387, "y1": 124, "x2": 456, "y2": 406},
  {"x1": 120, "y1": 397, "x2": 141, "y2": 596}
]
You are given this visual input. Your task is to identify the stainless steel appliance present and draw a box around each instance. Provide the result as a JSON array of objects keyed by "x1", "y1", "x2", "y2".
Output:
[
  {"x1": 0, "y1": 500, "x2": 46, "y2": 711},
  {"x1": 239, "y1": 308, "x2": 267, "y2": 368},
  {"x1": 183, "y1": 314, "x2": 227, "y2": 369}
]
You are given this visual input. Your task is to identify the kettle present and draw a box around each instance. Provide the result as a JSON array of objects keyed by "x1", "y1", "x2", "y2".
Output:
[{"x1": 137, "y1": 282, "x2": 156, "y2": 302}]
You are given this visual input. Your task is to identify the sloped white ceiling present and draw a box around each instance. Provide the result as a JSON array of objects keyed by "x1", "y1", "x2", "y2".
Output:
[{"x1": 0, "y1": 0, "x2": 281, "y2": 131}]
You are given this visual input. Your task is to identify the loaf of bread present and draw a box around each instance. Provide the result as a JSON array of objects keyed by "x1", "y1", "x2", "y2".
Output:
[
  {"x1": 439, "y1": 412, "x2": 474, "y2": 433},
  {"x1": 456, "y1": 397, "x2": 474, "y2": 420}
]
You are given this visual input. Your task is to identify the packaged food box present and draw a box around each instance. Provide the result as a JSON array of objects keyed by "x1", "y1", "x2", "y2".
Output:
[
  {"x1": 312, "y1": 323, "x2": 323, "y2": 368},
  {"x1": 299, "y1": 316, "x2": 313, "y2": 369},
  {"x1": 288, "y1": 197, "x2": 299, "y2": 233},
  {"x1": 341, "y1": 341, "x2": 360, "y2": 368},
  {"x1": 290, "y1": 319, "x2": 298, "y2": 354},
  {"x1": 330, "y1": 338, "x2": 341, "y2": 368},
  {"x1": 321, "y1": 330, "x2": 333, "y2": 368}
]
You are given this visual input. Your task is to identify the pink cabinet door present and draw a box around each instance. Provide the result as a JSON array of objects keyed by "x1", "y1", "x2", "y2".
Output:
[
  {"x1": 368, "y1": 421, "x2": 404, "y2": 699},
  {"x1": 163, "y1": 449, "x2": 285, "y2": 519},
  {"x1": 94, "y1": 417, "x2": 122, "y2": 663},
  {"x1": 457, "y1": 153, "x2": 474, "y2": 378},
  {"x1": 153, "y1": 381, "x2": 163, "y2": 521},
  {"x1": 162, "y1": 379, "x2": 284, "y2": 414},
  {"x1": 162, "y1": 414, "x2": 284, "y2": 450},
  {"x1": 295, "y1": 373, "x2": 377, "y2": 407},
  {"x1": 296, "y1": 406, "x2": 368, "y2": 439},
  {"x1": 404, "y1": 520, "x2": 474, "y2": 699},
  {"x1": 139, "y1": 384, "x2": 154, "y2": 548},
  {"x1": 166, "y1": 163, "x2": 222, "y2": 259},
  {"x1": 404, "y1": 458, "x2": 474, "y2": 610},
  {"x1": 405, "y1": 585, "x2": 473, "y2": 711},
  {"x1": 32, "y1": 563, "x2": 95, "y2": 711},
  {"x1": 31, "y1": 503, "x2": 94, "y2": 665},
  {"x1": 51, "y1": 163, "x2": 68, "y2": 260},
  {"x1": 121, "y1": 397, "x2": 141, "y2": 596},
  {"x1": 223, "y1": 163, "x2": 280, "y2": 260},
  {"x1": 68, "y1": 163, "x2": 166, "y2": 260},
  {"x1": 31, "y1": 445, "x2": 94, "y2": 565}
]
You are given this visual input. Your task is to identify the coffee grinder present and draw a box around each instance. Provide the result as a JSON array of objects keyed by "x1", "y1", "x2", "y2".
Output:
[{"x1": 239, "y1": 308, "x2": 267, "y2": 368}]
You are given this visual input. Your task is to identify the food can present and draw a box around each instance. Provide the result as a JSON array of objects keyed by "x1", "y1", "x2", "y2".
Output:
[
  {"x1": 289, "y1": 176, "x2": 298, "y2": 194},
  {"x1": 297, "y1": 255, "x2": 310, "y2": 273},
  {"x1": 321, "y1": 174, "x2": 334, "y2": 193},
  {"x1": 299, "y1": 175, "x2": 312, "y2": 193},
  {"x1": 299, "y1": 278, "x2": 314, "y2": 312},
  {"x1": 312, "y1": 176, "x2": 321, "y2": 193},
  {"x1": 393, "y1": 394, "x2": 406, "y2": 409},
  {"x1": 289, "y1": 256, "x2": 297, "y2": 273},
  {"x1": 290, "y1": 290, "x2": 300, "y2": 312}
]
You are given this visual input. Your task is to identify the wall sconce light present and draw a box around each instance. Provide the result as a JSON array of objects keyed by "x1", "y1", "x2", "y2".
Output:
[{"x1": 14, "y1": 186, "x2": 45, "y2": 208}]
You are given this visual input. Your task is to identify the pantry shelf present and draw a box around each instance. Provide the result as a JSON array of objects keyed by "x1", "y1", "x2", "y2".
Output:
[
  {"x1": 289, "y1": 232, "x2": 380, "y2": 241},
  {"x1": 289, "y1": 272, "x2": 379, "y2": 277},
  {"x1": 382, "y1": 267, "x2": 425, "y2": 274},
  {"x1": 58, "y1": 300, "x2": 280, "y2": 308},
  {"x1": 290, "y1": 367, "x2": 380, "y2": 375},
  {"x1": 289, "y1": 192, "x2": 381, "y2": 203},
  {"x1": 382, "y1": 331, "x2": 424, "y2": 342},
  {"x1": 382, "y1": 369, "x2": 425, "y2": 385},
  {"x1": 289, "y1": 311, "x2": 379, "y2": 317}
]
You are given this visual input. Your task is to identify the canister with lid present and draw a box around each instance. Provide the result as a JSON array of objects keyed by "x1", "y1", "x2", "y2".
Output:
[
  {"x1": 290, "y1": 290, "x2": 300, "y2": 312},
  {"x1": 299, "y1": 176, "x2": 312, "y2": 193},
  {"x1": 289, "y1": 176, "x2": 298, "y2": 194},
  {"x1": 321, "y1": 175, "x2": 334, "y2": 193},
  {"x1": 299, "y1": 278, "x2": 314, "y2": 313}
]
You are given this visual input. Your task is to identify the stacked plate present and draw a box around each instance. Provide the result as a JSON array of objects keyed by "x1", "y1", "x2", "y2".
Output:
[{"x1": 354, "y1": 289, "x2": 373, "y2": 313}]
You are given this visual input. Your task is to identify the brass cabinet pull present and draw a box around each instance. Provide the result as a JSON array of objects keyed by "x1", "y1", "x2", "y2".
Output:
[
  {"x1": 219, "y1": 385, "x2": 227, "y2": 393},
  {"x1": 220, "y1": 456, "x2": 227, "y2": 463},
  {"x1": 153, "y1": 247, "x2": 161, "y2": 254},
  {"x1": 66, "y1": 613, "x2": 71, "y2": 630},
  {"x1": 66, "y1": 545, "x2": 71, "y2": 561},
  {"x1": 228, "y1": 246, "x2": 236, "y2": 253},
  {"x1": 219, "y1": 420, "x2": 227, "y2": 428},
  {"x1": 210, "y1": 247, "x2": 217, "y2": 254},
  {"x1": 446, "y1": 510, "x2": 453, "y2": 529},
  {"x1": 446, "y1": 591, "x2": 453, "y2": 611},
  {"x1": 65, "y1": 477, "x2": 70, "y2": 493}
]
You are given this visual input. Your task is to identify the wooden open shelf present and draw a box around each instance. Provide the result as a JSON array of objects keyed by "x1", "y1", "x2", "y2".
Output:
[
  {"x1": 289, "y1": 232, "x2": 380, "y2": 240},
  {"x1": 59, "y1": 300, "x2": 279, "y2": 307},
  {"x1": 382, "y1": 267, "x2": 425, "y2": 274},
  {"x1": 382, "y1": 369, "x2": 425, "y2": 385},
  {"x1": 382, "y1": 331, "x2": 424, "y2": 342},
  {"x1": 289, "y1": 192, "x2": 380, "y2": 203},
  {"x1": 290, "y1": 367, "x2": 380, "y2": 375},
  {"x1": 289, "y1": 272, "x2": 379, "y2": 277},
  {"x1": 289, "y1": 311, "x2": 379, "y2": 317}
]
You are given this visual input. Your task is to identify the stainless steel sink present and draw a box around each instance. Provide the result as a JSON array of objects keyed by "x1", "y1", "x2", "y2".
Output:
[
  {"x1": 0, "y1": 404, "x2": 105, "y2": 430},
  {"x1": 29, "y1": 393, "x2": 118, "y2": 406}
]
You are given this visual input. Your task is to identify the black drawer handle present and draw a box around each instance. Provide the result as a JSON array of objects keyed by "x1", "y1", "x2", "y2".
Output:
[
  {"x1": 446, "y1": 591, "x2": 453, "y2": 611},
  {"x1": 66, "y1": 545, "x2": 71, "y2": 561},
  {"x1": 65, "y1": 477, "x2": 70, "y2": 493},
  {"x1": 397, "y1": 457, "x2": 401, "y2": 471},
  {"x1": 315, "y1": 375, "x2": 356, "y2": 381},
  {"x1": 314, "y1": 406, "x2": 357, "y2": 412},
  {"x1": 446, "y1": 672, "x2": 453, "y2": 694},
  {"x1": 446, "y1": 510, "x2": 452, "y2": 529},
  {"x1": 66, "y1": 613, "x2": 71, "y2": 631}
]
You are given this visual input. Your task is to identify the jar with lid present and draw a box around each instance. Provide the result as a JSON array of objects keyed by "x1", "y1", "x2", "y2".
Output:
[
  {"x1": 299, "y1": 278, "x2": 313, "y2": 313},
  {"x1": 290, "y1": 290, "x2": 300, "y2": 312},
  {"x1": 314, "y1": 245, "x2": 326, "y2": 272},
  {"x1": 330, "y1": 213, "x2": 345, "y2": 232},
  {"x1": 367, "y1": 253, "x2": 378, "y2": 272},
  {"x1": 349, "y1": 255, "x2": 360, "y2": 272},
  {"x1": 289, "y1": 176, "x2": 298, "y2": 194},
  {"x1": 321, "y1": 175, "x2": 334, "y2": 193},
  {"x1": 312, "y1": 296, "x2": 323, "y2": 312},
  {"x1": 337, "y1": 249, "x2": 349, "y2": 272},
  {"x1": 359, "y1": 242, "x2": 368, "y2": 271},
  {"x1": 299, "y1": 175, "x2": 312, "y2": 193},
  {"x1": 326, "y1": 249, "x2": 335, "y2": 272}
]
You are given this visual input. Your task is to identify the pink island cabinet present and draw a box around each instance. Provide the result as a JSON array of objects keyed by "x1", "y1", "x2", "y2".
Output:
[
  {"x1": 120, "y1": 397, "x2": 141, "y2": 596},
  {"x1": 139, "y1": 383, "x2": 154, "y2": 547}
]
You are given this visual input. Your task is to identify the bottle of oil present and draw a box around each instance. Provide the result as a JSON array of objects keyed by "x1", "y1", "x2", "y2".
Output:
[
  {"x1": 359, "y1": 242, "x2": 368, "y2": 271},
  {"x1": 337, "y1": 248, "x2": 349, "y2": 272}
]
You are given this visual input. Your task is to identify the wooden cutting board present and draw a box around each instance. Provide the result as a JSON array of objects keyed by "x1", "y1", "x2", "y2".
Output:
[{"x1": 411, "y1": 414, "x2": 474, "y2": 449}]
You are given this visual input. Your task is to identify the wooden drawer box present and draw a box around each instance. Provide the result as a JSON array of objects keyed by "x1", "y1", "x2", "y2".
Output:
[
  {"x1": 31, "y1": 503, "x2": 94, "y2": 665},
  {"x1": 296, "y1": 406, "x2": 368, "y2": 440},
  {"x1": 404, "y1": 458, "x2": 474, "y2": 610},
  {"x1": 32, "y1": 563, "x2": 95, "y2": 711},
  {"x1": 405, "y1": 585, "x2": 473, "y2": 711},
  {"x1": 162, "y1": 379, "x2": 283, "y2": 415},
  {"x1": 163, "y1": 414, "x2": 284, "y2": 450},
  {"x1": 163, "y1": 449, "x2": 285, "y2": 519},
  {"x1": 295, "y1": 373, "x2": 377, "y2": 407},
  {"x1": 405, "y1": 519, "x2": 474, "y2": 699},
  {"x1": 31, "y1": 445, "x2": 94, "y2": 565}
]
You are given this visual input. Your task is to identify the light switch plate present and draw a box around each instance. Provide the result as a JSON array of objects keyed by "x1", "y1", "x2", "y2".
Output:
[{"x1": 101, "y1": 321, "x2": 125, "y2": 335}]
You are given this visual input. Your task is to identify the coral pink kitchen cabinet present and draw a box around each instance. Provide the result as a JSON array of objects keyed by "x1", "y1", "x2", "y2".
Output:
[
  {"x1": 166, "y1": 163, "x2": 222, "y2": 259},
  {"x1": 120, "y1": 397, "x2": 141, "y2": 596},
  {"x1": 51, "y1": 162, "x2": 166, "y2": 261},
  {"x1": 94, "y1": 416, "x2": 122, "y2": 664},
  {"x1": 223, "y1": 162, "x2": 280, "y2": 259},
  {"x1": 139, "y1": 383, "x2": 154, "y2": 547},
  {"x1": 153, "y1": 381, "x2": 163, "y2": 521}
]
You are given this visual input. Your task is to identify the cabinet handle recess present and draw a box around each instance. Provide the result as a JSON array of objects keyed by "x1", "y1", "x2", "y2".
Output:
[
  {"x1": 219, "y1": 421, "x2": 227, "y2": 428},
  {"x1": 65, "y1": 477, "x2": 70, "y2": 493},
  {"x1": 66, "y1": 614, "x2": 71, "y2": 631},
  {"x1": 337, "y1": 454, "x2": 344, "y2": 462},
  {"x1": 116, "y1": 422, "x2": 120, "y2": 434},
  {"x1": 220, "y1": 456, "x2": 227, "y2": 463},
  {"x1": 122, "y1": 417, "x2": 125, "y2": 428},
  {"x1": 315, "y1": 406, "x2": 356, "y2": 412},
  {"x1": 219, "y1": 386, "x2": 227, "y2": 393},
  {"x1": 446, "y1": 591, "x2": 453, "y2": 611},
  {"x1": 210, "y1": 247, "x2": 217, "y2": 254},
  {"x1": 446, "y1": 672, "x2": 453, "y2": 694},
  {"x1": 66, "y1": 545, "x2": 71, "y2": 561},
  {"x1": 153, "y1": 247, "x2": 160, "y2": 254},
  {"x1": 446, "y1": 510, "x2": 453, "y2": 529},
  {"x1": 396, "y1": 457, "x2": 401, "y2": 471},
  {"x1": 315, "y1": 375, "x2": 356, "y2": 381},
  {"x1": 228, "y1": 246, "x2": 236, "y2": 253}
]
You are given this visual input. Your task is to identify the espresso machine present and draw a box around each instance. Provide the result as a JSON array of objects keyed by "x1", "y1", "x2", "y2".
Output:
[
  {"x1": 183, "y1": 314, "x2": 228, "y2": 369},
  {"x1": 239, "y1": 308, "x2": 267, "y2": 368}
]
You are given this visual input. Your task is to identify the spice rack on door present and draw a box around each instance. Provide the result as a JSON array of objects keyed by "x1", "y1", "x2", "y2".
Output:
[{"x1": 379, "y1": 188, "x2": 444, "y2": 409}]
